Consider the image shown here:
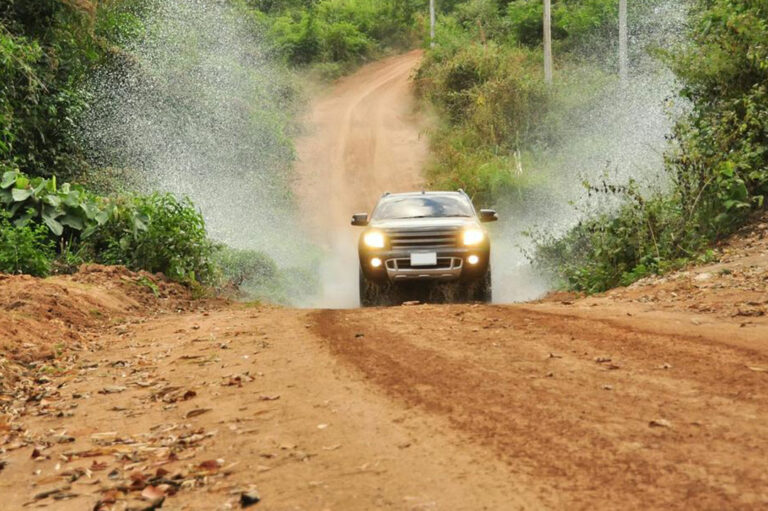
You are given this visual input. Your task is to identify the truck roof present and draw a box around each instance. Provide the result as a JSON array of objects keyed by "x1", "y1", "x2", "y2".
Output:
[{"x1": 380, "y1": 191, "x2": 465, "y2": 199}]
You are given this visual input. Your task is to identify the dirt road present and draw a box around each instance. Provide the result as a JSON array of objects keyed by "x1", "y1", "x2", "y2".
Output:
[
  {"x1": 2, "y1": 55, "x2": 768, "y2": 510},
  {"x1": 294, "y1": 50, "x2": 428, "y2": 232},
  {"x1": 294, "y1": 50, "x2": 428, "y2": 307},
  {"x1": 2, "y1": 255, "x2": 768, "y2": 510}
]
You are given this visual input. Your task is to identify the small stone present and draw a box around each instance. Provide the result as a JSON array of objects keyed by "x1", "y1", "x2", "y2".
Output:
[
  {"x1": 99, "y1": 385, "x2": 127, "y2": 394},
  {"x1": 240, "y1": 490, "x2": 261, "y2": 507}
]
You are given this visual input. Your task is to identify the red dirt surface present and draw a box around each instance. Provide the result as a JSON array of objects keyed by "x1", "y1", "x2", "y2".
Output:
[
  {"x1": 1, "y1": 228, "x2": 767, "y2": 509},
  {"x1": 0, "y1": 265, "x2": 202, "y2": 380},
  {"x1": 3, "y1": 55, "x2": 768, "y2": 511}
]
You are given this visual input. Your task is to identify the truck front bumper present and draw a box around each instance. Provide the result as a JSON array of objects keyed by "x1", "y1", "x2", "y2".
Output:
[{"x1": 359, "y1": 248, "x2": 490, "y2": 283}]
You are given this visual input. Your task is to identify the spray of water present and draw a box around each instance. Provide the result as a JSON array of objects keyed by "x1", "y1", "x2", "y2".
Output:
[
  {"x1": 82, "y1": 0, "x2": 315, "y2": 270},
  {"x1": 491, "y1": 0, "x2": 690, "y2": 303},
  {"x1": 80, "y1": 0, "x2": 688, "y2": 307}
]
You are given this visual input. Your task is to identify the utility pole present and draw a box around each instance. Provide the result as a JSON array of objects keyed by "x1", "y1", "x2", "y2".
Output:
[
  {"x1": 430, "y1": 0, "x2": 436, "y2": 48},
  {"x1": 543, "y1": 0, "x2": 553, "y2": 85},
  {"x1": 619, "y1": 0, "x2": 628, "y2": 82}
]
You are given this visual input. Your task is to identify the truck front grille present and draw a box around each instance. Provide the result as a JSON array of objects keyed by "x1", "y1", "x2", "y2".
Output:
[
  {"x1": 387, "y1": 228, "x2": 460, "y2": 250},
  {"x1": 386, "y1": 257, "x2": 461, "y2": 271}
]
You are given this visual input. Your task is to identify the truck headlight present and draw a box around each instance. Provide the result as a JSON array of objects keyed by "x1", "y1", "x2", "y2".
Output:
[
  {"x1": 462, "y1": 228, "x2": 484, "y2": 246},
  {"x1": 363, "y1": 231, "x2": 385, "y2": 249}
]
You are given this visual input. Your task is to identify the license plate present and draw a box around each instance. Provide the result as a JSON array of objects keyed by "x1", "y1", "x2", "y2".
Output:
[{"x1": 410, "y1": 252, "x2": 437, "y2": 266}]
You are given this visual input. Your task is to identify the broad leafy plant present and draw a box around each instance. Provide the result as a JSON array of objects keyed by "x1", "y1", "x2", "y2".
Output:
[{"x1": 0, "y1": 169, "x2": 106, "y2": 237}]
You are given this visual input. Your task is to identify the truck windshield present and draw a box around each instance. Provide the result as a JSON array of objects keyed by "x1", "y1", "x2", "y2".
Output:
[{"x1": 372, "y1": 196, "x2": 474, "y2": 220}]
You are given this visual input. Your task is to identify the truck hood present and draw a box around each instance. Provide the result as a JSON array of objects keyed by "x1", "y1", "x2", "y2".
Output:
[{"x1": 370, "y1": 217, "x2": 477, "y2": 230}]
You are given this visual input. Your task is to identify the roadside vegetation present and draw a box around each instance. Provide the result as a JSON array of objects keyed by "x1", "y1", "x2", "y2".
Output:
[
  {"x1": 416, "y1": 0, "x2": 768, "y2": 293},
  {"x1": 415, "y1": 0, "x2": 627, "y2": 204},
  {"x1": 252, "y1": 0, "x2": 430, "y2": 78},
  {"x1": 0, "y1": 0, "x2": 322, "y2": 299},
  {"x1": 535, "y1": 0, "x2": 768, "y2": 292},
  {"x1": 2, "y1": 0, "x2": 766, "y2": 298}
]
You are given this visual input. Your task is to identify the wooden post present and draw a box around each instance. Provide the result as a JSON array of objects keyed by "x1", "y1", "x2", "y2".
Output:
[
  {"x1": 543, "y1": 0, "x2": 553, "y2": 85},
  {"x1": 619, "y1": 0, "x2": 628, "y2": 82},
  {"x1": 430, "y1": 0, "x2": 436, "y2": 48}
]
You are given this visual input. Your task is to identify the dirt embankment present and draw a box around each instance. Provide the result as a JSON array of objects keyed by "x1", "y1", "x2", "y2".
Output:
[{"x1": 0, "y1": 265, "x2": 199, "y2": 373}]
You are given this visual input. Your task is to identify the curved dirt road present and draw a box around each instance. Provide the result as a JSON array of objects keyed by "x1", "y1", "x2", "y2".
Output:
[
  {"x1": 294, "y1": 50, "x2": 427, "y2": 232},
  {"x1": 294, "y1": 50, "x2": 428, "y2": 307},
  {"x1": 2, "y1": 55, "x2": 768, "y2": 510}
]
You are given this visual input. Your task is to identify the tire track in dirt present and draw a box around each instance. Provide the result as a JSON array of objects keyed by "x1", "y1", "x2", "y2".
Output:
[{"x1": 311, "y1": 304, "x2": 768, "y2": 510}]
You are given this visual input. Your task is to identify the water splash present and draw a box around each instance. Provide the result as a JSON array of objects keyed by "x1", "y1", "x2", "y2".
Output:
[
  {"x1": 82, "y1": 0, "x2": 314, "y2": 268},
  {"x1": 491, "y1": 0, "x2": 690, "y2": 303}
]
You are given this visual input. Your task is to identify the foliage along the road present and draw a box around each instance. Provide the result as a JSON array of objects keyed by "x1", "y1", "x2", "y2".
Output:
[
  {"x1": 536, "y1": 0, "x2": 768, "y2": 292},
  {"x1": 1, "y1": 169, "x2": 107, "y2": 237},
  {"x1": 0, "y1": 0, "x2": 136, "y2": 182},
  {"x1": 0, "y1": 169, "x2": 215, "y2": 282},
  {"x1": 415, "y1": 0, "x2": 640, "y2": 203},
  {"x1": 0, "y1": 1, "x2": 312, "y2": 297},
  {"x1": 416, "y1": 0, "x2": 768, "y2": 293},
  {"x1": 254, "y1": 0, "x2": 430, "y2": 76},
  {"x1": 0, "y1": 168, "x2": 305, "y2": 302}
]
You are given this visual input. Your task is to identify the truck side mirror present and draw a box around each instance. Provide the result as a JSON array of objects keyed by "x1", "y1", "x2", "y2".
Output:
[
  {"x1": 479, "y1": 209, "x2": 498, "y2": 222},
  {"x1": 351, "y1": 213, "x2": 369, "y2": 226}
]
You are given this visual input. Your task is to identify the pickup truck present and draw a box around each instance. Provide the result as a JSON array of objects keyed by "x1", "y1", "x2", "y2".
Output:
[{"x1": 352, "y1": 190, "x2": 497, "y2": 306}]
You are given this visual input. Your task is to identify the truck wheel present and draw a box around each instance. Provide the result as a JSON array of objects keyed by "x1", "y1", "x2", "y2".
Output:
[
  {"x1": 359, "y1": 268, "x2": 390, "y2": 307},
  {"x1": 472, "y1": 268, "x2": 493, "y2": 303},
  {"x1": 479, "y1": 268, "x2": 493, "y2": 302}
]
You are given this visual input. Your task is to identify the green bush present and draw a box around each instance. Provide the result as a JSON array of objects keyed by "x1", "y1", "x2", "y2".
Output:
[
  {"x1": 0, "y1": 211, "x2": 54, "y2": 276},
  {"x1": 0, "y1": 169, "x2": 106, "y2": 238},
  {"x1": 263, "y1": 0, "x2": 427, "y2": 67},
  {"x1": 416, "y1": 41, "x2": 564, "y2": 203},
  {"x1": 211, "y1": 246, "x2": 320, "y2": 304},
  {"x1": 536, "y1": 0, "x2": 768, "y2": 292},
  {"x1": 0, "y1": 1, "x2": 136, "y2": 181},
  {"x1": 213, "y1": 246, "x2": 278, "y2": 289},
  {"x1": 85, "y1": 193, "x2": 215, "y2": 283}
]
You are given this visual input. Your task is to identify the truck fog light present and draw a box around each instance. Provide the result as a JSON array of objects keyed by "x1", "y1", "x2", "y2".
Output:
[
  {"x1": 467, "y1": 255, "x2": 480, "y2": 265},
  {"x1": 371, "y1": 257, "x2": 383, "y2": 268}
]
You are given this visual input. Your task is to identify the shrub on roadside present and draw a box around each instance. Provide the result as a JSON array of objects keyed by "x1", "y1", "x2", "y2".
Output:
[
  {"x1": 84, "y1": 193, "x2": 216, "y2": 283},
  {"x1": 0, "y1": 212, "x2": 54, "y2": 276},
  {"x1": 212, "y1": 246, "x2": 278, "y2": 289},
  {"x1": 264, "y1": 0, "x2": 426, "y2": 68},
  {"x1": 535, "y1": 0, "x2": 768, "y2": 292}
]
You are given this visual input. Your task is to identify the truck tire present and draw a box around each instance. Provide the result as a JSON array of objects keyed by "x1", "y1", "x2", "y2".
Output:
[
  {"x1": 474, "y1": 268, "x2": 493, "y2": 303},
  {"x1": 359, "y1": 268, "x2": 390, "y2": 307},
  {"x1": 460, "y1": 268, "x2": 492, "y2": 303}
]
